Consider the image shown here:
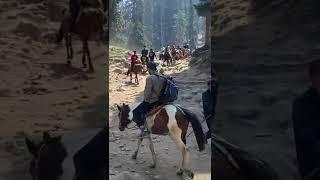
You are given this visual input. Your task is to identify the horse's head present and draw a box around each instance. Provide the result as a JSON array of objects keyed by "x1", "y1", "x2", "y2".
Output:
[
  {"x1": 116, "y1": 103, "x2": 131, "y2": 131},
  {"x1": 25, "y1": 132, "x2": 67, "y2": 180}
]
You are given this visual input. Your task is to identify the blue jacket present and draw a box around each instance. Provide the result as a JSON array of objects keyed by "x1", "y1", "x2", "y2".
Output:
[{"x1": 202, "y1": 83, "x2": 218, "y2": 118}]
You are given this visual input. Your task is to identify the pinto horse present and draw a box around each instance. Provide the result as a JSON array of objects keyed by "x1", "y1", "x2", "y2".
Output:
[{"x1": 116, "y1": 103, "x2": 206, "y2": 178}]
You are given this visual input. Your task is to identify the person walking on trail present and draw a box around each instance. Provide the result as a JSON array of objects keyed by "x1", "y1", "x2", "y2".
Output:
[
  {"x1": 149, "y1": 49, "x2": 156, "y2": 62},
  {"x1": 292, "y1": 59, "x2": 320, "y2": 180},
  {"x1": 132, "y1": 61, "x2": 165, "y2": 137},
  {"x1": 141, "y1": 46, "x2": 148, "y2": 62},
  {"x1": 202, "y1": 79, "x2": 219, "y2": 140},
  {"x1": 127, "y1": 51, "x2": 138, "y2": 78}
]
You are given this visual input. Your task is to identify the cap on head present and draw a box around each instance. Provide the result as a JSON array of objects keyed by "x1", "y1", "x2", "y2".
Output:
[{"x1": 147, "y1": 61, "x2": 157, "y2": 71}]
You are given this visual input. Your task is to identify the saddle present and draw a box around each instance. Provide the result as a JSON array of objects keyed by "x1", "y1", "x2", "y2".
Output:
[{"x1": 145, "y1": 104, "x2": 166, "y2": 117}]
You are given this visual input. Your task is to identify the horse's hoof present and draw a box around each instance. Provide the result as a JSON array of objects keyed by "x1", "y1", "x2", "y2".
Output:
[
  {"x1": 149, "y1": 164, "x2": 156, "y2": 169},
  {"x1": 67, "y1": 61, "x2": 71, "y2": 65},
  {"x1": 176, "y1": 169, "x2": 183, "y2": 176},
  {"x1": 184, "y1": 170, "x2": 194, "y2": 178}
]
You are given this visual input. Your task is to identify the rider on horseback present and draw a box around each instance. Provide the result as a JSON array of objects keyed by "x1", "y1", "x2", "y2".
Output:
[
  {"x1": 149, "y1": 49, "x2": 156, "y2": 62},
  {"x1": 141, "y1": 46, "x2": 148, "y2": 63},
  {"x1": 69, "y1": 0, "x2": 81, "y2": 32},
  {"x1": 127, "y1": 51, "x2": 138, "y2": 78},
  {"x1": 132, "y1": 61, "x2": 165, "y2": 137},
  {"x1": 69, "y1": 0, "x2": 103, "y2": 32}
]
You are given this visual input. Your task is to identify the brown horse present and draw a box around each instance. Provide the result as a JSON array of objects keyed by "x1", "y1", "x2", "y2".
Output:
[
  {"x1": 212, "y1": 134, "x2": 279, "y2": 180},
  {"x1": 116, "y1": 103, "x2": 206, "y2": 178},
  {"x1": 56, "y1": 6, "x2": 105, "y2": 73},
  {"x1": 127, "y1": 62, "x2": 143, "y2": 84}
]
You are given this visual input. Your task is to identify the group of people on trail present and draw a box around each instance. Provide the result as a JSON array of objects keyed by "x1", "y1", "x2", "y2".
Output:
[
  {"x1": 127, "y1": 46, "x2": 156, "y2": 77},
  {"x1": 129, "y1": 56, "x2": 216, "y2": 139},
  {"x1": 141, "y1": 46, "x2": 156, "y2": 62}
]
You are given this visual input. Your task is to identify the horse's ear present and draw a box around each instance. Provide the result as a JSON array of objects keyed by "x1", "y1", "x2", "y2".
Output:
[
  {"x1": 43, "y1": 131, "x2": 51, "y2": 142},
  {"x1": 25, "y1": 137, "x2": 38, "y2": 157},
  {"x1": 116, "y1": 104, "x2": 121, "y2": 111}
]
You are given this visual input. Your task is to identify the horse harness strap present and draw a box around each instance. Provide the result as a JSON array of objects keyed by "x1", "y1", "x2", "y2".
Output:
[{"x1": 212, "y1": 138, "x2": 241, "y2": 171}]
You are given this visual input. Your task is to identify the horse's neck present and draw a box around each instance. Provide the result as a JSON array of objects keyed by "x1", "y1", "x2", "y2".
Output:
[{"x1": 128, "y1": 103, "x2": 139, "y2": 121}]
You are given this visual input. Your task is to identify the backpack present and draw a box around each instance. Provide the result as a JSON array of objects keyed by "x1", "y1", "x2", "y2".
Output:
[{"x1": 156, "y1": 74, "x2": 179, "y2": 103}]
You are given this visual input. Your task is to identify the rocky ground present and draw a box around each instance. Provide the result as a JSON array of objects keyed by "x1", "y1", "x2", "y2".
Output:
[
  {"x1": 108, "y1": 46, "x2": 211, "y2": 180},
  {"x1": 0, "y1": 1, "x2": 107, "y2": 179}
]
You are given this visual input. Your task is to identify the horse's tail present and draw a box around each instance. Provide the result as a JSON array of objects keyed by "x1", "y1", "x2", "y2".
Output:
[
  {"x1": 56, "y1": 24, "x2": 64, "y2": 44},
  {"x1": 212, "y1": 134, "x2": 279, "y2": 180},
  {"x1": 178, "y1": 106, "x2": 205, "y2": 151}
]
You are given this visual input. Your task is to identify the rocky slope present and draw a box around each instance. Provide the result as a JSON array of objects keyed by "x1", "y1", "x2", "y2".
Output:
[{"x1": 211, "y1": 0, "x2": 320, "y2": 180}]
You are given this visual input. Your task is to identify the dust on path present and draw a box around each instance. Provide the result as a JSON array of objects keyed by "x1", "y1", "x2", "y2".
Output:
[
  {"x1": 108, "y1": 46, "x2": 211, "y2": 180},
  {"x1": 0, "y1": 1, "x2": 107, "y2": 178}
]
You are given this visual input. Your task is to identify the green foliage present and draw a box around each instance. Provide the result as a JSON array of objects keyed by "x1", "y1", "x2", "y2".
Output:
[
  {"x1": 127, "y1": 22, "x2": 150, "y2": 50},
  {"x1": 194, "y1": 0, "x2": 210, "y2": 17},
  {"x1": 110, "y1": 0, "x2": 206, "y2": 50}
]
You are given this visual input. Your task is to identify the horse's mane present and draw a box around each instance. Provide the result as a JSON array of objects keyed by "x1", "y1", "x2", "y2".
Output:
[{"x1": 212, "y1": 134, "x2": 279, "y2": 180}]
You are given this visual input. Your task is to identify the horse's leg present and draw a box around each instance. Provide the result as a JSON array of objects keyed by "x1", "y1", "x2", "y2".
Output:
[
  {"x1": 169, "y1": 126, "x2": 188, "y2": 176},
  {"x1": 85, "y1": 41, "x2": 94, "y2": 73},
  {"x1": 82, "y1": 41, "x2": 87, "y2": 68},
  {"x1": 146, "y1": 135, "x2": 156, "y2": 168},
  {"x1": 70, "y1": 34, "x2": 73, "y2": 59},
  {"x1": 132, "y1": 137, "x2": 143, "y2": 160},
  {"x1": 65, "y1": 34, "x2": 71, "y2": 65},
  {"x1": 135, "y1": 72, "x2": 139, "y2": 84}
]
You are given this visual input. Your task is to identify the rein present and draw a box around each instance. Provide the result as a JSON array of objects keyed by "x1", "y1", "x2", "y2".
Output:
[{"x1": 125, "y1": 119, "x2": 139, "y2": 130}]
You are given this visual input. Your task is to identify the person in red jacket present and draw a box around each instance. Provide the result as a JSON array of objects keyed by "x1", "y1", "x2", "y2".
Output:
[{"x1": 127, "y1": 51, "x2": 138, "y2": 77}]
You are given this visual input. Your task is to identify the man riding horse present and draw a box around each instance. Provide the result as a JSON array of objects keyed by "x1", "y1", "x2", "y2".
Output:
[
  {"x1": 132, "y1": 61, "x2": 165, "y2": 137},
  {"x1": 69, "y1": 0, "x2": 105, "y2": 32}
]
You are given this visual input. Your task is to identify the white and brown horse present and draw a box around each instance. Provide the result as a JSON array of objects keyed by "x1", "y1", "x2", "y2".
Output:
[{"x1": 116, "y1": 103, "x2": 206, "y2": 178}]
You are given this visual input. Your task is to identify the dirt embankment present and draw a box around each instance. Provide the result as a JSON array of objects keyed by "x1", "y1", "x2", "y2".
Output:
[{"x1": 212, "y1": 0, "x2": 320, "y2": 180}]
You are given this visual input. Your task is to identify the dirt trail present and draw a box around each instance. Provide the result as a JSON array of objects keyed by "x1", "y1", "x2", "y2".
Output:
[
  {"x1": 108, "y1": 46, "x2": 211, "y2": 180},
  {"x1": 0, "y1": 1, "x2": 107, "y2": 179}
]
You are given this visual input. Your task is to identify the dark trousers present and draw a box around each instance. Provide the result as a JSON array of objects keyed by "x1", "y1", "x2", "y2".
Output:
[
  {"x1": 73, "y1": 127, "x2": 107, "y2": 180},
  {"x1": 133, "y1": 101, "x2": 159, "y2": 126},
  {"x1": 205, "y1": 115, "x2": 213, "y2": 139},
  {"x1": 69, "y1": 0, "x2": 81, "y2": 33}
]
